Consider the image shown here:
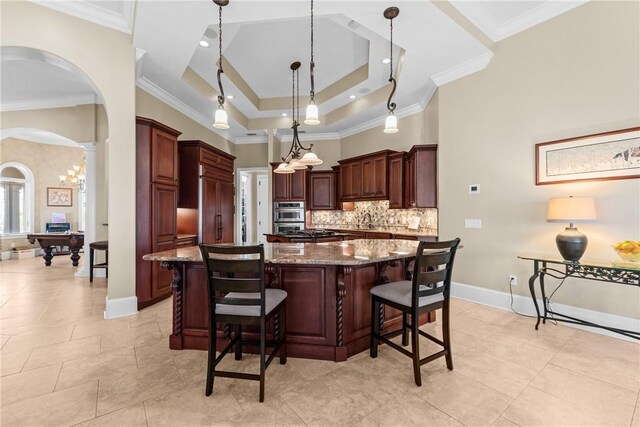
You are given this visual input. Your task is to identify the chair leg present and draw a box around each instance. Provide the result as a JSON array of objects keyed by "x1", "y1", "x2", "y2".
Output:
[
  {"x1": 370, "y1": 297, "x2": 379, "y2": 358},
  {"x1": 443, "y1": 304, "x2": 453, "y2": 370},
  {"x1": 411, "y1": 311, "x2": 422, "y2": 386},
  {"x1": 401, "y1": 312, "x2": 409, "y2": 347},
  {"x1": 279, "y1": 304, "x2": 287, "y2": 365},
  {"x1": 205, "y1": 309, "x2": 216, "y2": 396},
  {"x1": 235, "y1": 324, "x2": 242, "y2": 361},
  {"x1": 89, "y1": 248, "x2": 94, "y2": 283},
  {"x1": 259, "y1": 318, "x2": 266, "y2": 402}
]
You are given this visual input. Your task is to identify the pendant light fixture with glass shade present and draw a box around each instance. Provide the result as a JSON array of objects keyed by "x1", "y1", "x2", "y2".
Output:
[
  {"x1": 213, "y1": 0, "x2": 229, "y2": 130},
  {"x1": 383, "y1": 6, "x2": 399, "y2": 134},
  {"x1": 274, "y1": 62, "x2": 324, "y2": 175},
  {"x1": 304, "y1": 0, "x2": 320, "y2": 126}
]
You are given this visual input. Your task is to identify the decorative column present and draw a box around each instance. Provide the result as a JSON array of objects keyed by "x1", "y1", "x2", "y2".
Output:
[
  {"x1": 75, "y1": 142, "x2": 96, "y2": 278},
  {"x1": 335, "y1": 266, "x2": 350, "y2": 361}
]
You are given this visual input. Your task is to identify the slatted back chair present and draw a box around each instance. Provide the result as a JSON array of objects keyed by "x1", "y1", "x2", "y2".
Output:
[
  {"x1": 370, "y1": 238, "x2": 461, "y2": 386},
  {"x1": 199, "y1": 244, "x2": 287, "y2": 402}
]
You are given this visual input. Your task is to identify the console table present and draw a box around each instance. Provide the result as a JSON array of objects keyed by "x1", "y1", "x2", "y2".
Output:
[
  {"x1": 27, "y1": 233, "x2": 84, "y2": 266},
  {"x1": 519, "y1": 256, "x2": 639, "y2": 340}
]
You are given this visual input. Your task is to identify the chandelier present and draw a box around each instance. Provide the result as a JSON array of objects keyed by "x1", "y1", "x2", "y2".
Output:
[
  {"x1": 274, "y1": 61, "x2": 323, "y2": 175},
  {"x1": 58, "y1": 156, "x2": 86, "y2": 192},
  {"x1": 212, "y1": 0, "x2": 229, "y2": 129},
  {"x1": 304, "y1": 0, "x2": 320, "y2": 126},
  {"x1": 383, "y1": 6, "x2": 399, "y2": 134}
]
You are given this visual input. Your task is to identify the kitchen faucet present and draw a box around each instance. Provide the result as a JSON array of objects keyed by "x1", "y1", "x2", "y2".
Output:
[{"x1": 361, "y1": 212, "x2": 372, "y2": 229}]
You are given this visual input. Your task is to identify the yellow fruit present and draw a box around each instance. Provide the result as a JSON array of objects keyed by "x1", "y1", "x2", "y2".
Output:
[{"x1": 621, "y1": 242, "x2": 634, "y2": 251}]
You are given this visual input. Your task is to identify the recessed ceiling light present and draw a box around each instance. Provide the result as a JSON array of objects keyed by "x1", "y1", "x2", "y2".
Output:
[
  {"x1": 226, "y1": 95, "x2": 234, "y2": 99},
  {"x1": 382, "y1": 58, "x2": 391, "y2": 64},
  {"x1": 199, "y1": 40, "x2": 210, "y2": 48},
  {"x1": 348, "y1": 95, "x2": 356, "y2": 99},
  {"x1": 281, "y1": 113, "x2": 287, "y2": 117}
]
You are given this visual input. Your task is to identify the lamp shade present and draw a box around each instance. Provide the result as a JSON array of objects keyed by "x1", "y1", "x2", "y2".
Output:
[
  {"x1": 304, "y1": 102, "x2": 320, "y2": 125},
  {"x1": 547, "y1": 197, "x2": 597, "y2": 222},
  {"x1": 213, "y1": 106, "x2": 229, "y2": 129},
  {"x1": 273, "y1": 162, "x2": 295, "y2": 174},
  {"x1": 299, "y1": 152, "x2": 323, "y2": 166},
  {"x1": 288, "y1": 158, "x2": 308, "y2": 170},
  {"x1": 383, "y1": 113, "x2": 398, "y2": 134}
]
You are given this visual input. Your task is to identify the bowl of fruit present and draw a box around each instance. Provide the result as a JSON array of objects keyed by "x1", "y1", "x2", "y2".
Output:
[{"x1": 613, "y1": 240, "x2": 640, "y2": 263}]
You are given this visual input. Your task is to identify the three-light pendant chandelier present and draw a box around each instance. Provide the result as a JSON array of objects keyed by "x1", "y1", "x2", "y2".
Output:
[{"x1": 211, "y1": 0, "x2": 401, "y2": 143}]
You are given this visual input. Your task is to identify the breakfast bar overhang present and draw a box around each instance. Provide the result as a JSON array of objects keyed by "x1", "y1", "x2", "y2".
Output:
[{"x1": 143, "y1": 240, "x2": 434, "y2": 361}]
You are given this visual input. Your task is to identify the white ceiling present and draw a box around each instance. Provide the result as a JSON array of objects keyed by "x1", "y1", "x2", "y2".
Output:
[{"x1": 10, "y1": 0, "x2": 589, "y2": 143}]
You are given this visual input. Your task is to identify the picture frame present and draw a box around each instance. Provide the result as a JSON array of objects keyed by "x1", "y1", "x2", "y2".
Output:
[
  {"x1": 536, "y1": 127, "x2": 640, "y2": 185},
  {"x1": 47, "y1": 187, "x2": 73, "y2": 207}
]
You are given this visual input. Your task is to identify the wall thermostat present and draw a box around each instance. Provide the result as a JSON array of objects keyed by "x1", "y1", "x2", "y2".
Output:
[{"x1": 469, "y1": 184, "x2": 480, "y2": 194}]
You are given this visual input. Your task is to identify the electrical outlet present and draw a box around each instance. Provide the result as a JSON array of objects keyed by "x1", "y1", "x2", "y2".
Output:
[{"x1": 509, "y1": 275, "x2": 517, "y2": 286}]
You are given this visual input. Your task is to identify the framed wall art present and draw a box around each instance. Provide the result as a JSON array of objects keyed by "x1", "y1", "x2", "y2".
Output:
[
  {"x1": 536, "y1": 127, "x2": 640, "y2": 185},
  {"x1": 47, "y1": 187, "x2": 73, "y2": 207}
]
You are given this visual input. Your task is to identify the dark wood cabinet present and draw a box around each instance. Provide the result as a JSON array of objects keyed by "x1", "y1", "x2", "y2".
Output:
[
  {"x1": 136, "y1": 117, "x2": 181, "y2": 309},
  {"x1": 388, "y1": 152, "x2": 405, "y2": 209},
  {"x1": 271, "y1": 163, "x2": 307, "y2": 201},
  {"x1": 405, "y1": 145, "x2": 437, "y2": 208},
  {"x1": 176, "y1": 235, "x2": 197, "y2": 248},
  {"x1": 339, "y1": 150, "x2": 398, "y2": 202},
  {"x1": 308, "y1": 171, "x2": 335, "y2": 210},
  {"x1": 178, "y1": 141, "x2": 235, "y2": 244}
]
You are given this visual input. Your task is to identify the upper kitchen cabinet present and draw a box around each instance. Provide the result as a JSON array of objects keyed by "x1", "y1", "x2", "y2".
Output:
[
  {"x1": 388, "y1": 152, "x2": 406, "y2": 209},
  {"x1": 307, "y1": 171, "x2": 336, "y2": 210},
  {"x1": 405, "y1": 145, "x2": 437, "y2": 208},
  {"x1": 135, "y1": 117, "x2": 181, "y2": 309},
  {"x1": 338, "y1": 150, "x2": 398, "y2": 202},
  {"x1": 178, "y1": 141, "x2": 236, "y2": 244},
  {"x1": 271, "y1": 162, "x2": 307, "y2": 202}
]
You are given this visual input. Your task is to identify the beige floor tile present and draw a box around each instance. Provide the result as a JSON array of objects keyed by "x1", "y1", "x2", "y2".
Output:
[
  {"x1": 462, "y1": 304, "x2": 519, "y2": 327},
  {"x1": 632, "y1": 394, "x2": 640, "y2": 427},
  {"x1": 278, "y1": 356, "x2": 343, "y2": 381},
  {"x1": 450, "y1": 312, "x2": 505, "y2": 338},
  {"x1": 492, "y1": 416, "x2": 520, "y2": 426},
  {"x1": 158, "y1": 319, "x2": 173, "y2": 337},
  {"x1": 565, "y1": 329, "x2": 640, "y2": 365},
  {"x1": 354, "y1": 392, "x2": 464, "y2": 427},
  {"x1": 498, "y1": 316, "x2": 577, "y2": 351},
  {"x1": 134, "y1": 335, "x2": 175, "y2": 368},
  {"x1": 0, "y1": 335, "x2": 9, "y2": 349},
  {"x1": 71, "y1": 316, "x2": 131, "y2": 340},
  {"x1": 1, "y1": 323, "x2": 74, "y2": 353},
  {"x1": 502, "y1": 386, "x2": 613, "y2": 426},
  {"x1": 449, "y1": 297, "x2": 482, "y2": 314},
  {"x1": 412, "y1": 368, "x2": 513, "y2": 426},
  {"x1": 530, "y1": 364, "x2": 637, "y2": 426},
  {"x1": 0, "y1": 363, "x2": 61, "y2": 407},
  {"x1": 454, "y1": 350, "x2": 539, "y2": 398},
  {"x1": 218, "y1": 396, "x2": 306, "y2": 427},
  {"x1": 56, "y1": 346, "x2": 137, "y2": 391},
  {"x1": 173, "y1": 348, "x2": 209, "y2": 386},
  {"x1": 74, "y1": 402, "x2": 148, "y2": 427},
  {"x1": 0, "y1": 349, "x2": 31, "y2": 376},
  {"x1": 0, "y1": 381, "x2": 98, "y2": 427},
  {"x1": 96, "y1": 359, "x2": 184, "y2": 416},
  {"x1": 144, "y1": 382, "x2": 241, "y2": 427},
  {"x1": 100, "y1": 319, "x2": 163, "y2": 353},
  {"x1": 23, "y1": 335, "x2": 102, "y2": 371},
  {"x1": 478, "y1": 329, "x2": 557, "y2": 371}
]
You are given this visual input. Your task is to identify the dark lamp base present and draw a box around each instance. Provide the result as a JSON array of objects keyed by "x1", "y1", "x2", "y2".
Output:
[{"x1": 556, "y1": 227, "x2": 588, "y2": 262}]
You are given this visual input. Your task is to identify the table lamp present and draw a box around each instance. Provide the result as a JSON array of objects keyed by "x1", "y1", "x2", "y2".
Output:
[{"x1": 547, "y1": 196, "x2": 597, "y2": 262}]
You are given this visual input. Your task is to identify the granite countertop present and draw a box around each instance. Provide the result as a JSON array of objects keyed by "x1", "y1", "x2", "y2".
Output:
[
  {"x1": 310, "y1": 225, "x2": 438, "y2": 237},
  {"x1": 264, "y1": 232, "x2": 356, "y2": 238},
  {"x1": 143, "y1": 239, "x2": 423, "y2": 266}
]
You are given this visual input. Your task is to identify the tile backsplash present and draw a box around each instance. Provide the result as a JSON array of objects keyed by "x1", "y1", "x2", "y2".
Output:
[{"x1": 310, "y1": 201, "x2": 438, "y2": 232}]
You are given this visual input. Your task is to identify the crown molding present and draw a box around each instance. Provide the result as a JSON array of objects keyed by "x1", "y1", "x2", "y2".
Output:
[
  {"x1": 451, "y1": 0, "x2": 588, "y2": 42},
  {"x1": 273, "y1": 130, "x2": 342, "y2": 143},
  {"x1": 0, "y1": 127, "x2": 81, "y2": 147},
  {"x1": 30, "y1": 0, "x2": 135, "y2": 34},
  {"x1": 1, "y1": 94, "x2": 98, "y2": 112},
  {"x1": 233, "y1": 135, "x2": 269, "y2": 145},
  {"x1": 431, "y1": 52, "x2": 493, "y2": 87},
  {"x1": 338, "y1": 101, "x2": 424, "y2": 140}
]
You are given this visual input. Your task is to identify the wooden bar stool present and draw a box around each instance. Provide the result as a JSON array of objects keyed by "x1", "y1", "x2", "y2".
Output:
[{"x1": 89, "y1": 240, "x2": 108, "y2": 282}]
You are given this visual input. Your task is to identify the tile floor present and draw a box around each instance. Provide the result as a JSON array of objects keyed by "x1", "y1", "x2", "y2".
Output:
[{"x1": 1, "y1": 257, "x2": 639, "y2": 426}]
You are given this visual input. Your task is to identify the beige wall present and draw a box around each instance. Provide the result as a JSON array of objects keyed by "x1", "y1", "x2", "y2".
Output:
[
  {"x1": 1, "y1": 138, "x2": 83, "y2": 238},
  {"x1": 438, "y1": 1, "x2": 640, "y2": 318},
  {"x1": 2, "y1": 0, "x2": 137, "y2": 305},
  {"x1": 234, "y1": 143, "x2": 268, "y2": 169},
  {"x1": 1, "y1": 105, "x2": 97, "y2": 143},
  {"x1": 278, "y1": 138, "x2": 342, "y2": 171},
  {"x1": 136, "y1": 88, "x2": 233, "y2": 154}
]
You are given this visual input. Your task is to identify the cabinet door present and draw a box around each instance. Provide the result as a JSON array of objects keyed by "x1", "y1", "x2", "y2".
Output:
[
  {"x1": 289, "y1": 169, "x2": 306, "y2": 201},
  {"x1": 405, "y1": 154, "x2": 417, "y2": 208},
  {"x1": 273, "y1": 170, "x2": 289, "y2": 201},
  {"x1": 151, "y1": 128, "x2": 178, "y2": 185},
  {"x1": 216, "y1": 180, "x2": 234, "y2": 243},
  {"x1": 388, "y1": 154, "x2": 404, "y2": 208},
  {"x1": 371, "y1": 155, "x2": 387, "y2": 197},
  {"x1": 152, "y1": 184, "x2": 177, "y2": 244},
  {"x1": 361, "y1": 158, "x2": 375, "y2": 197},
  {"x1": 201, "y1": 175, "x2": 218, "y2": 244},
  {"x1": 308, "y1": 172, "x2": 334, "y2": 210},
  {"x1": 340, "y1": 164, "x2": 353, "y2": 200},
  {"x1": 152, "y1": 240, "x2": 175, "y2": 298},
  {"x1": 415, "y1": 148, "x2": 437, "y2": 208}
]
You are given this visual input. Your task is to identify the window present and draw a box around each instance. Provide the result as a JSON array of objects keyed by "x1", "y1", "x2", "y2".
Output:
[{"x1": 0, "y1": 163, "x2": 34, "y2": 236}]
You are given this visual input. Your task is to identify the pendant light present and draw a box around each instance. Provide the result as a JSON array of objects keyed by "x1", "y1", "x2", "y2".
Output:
[
  {"x1": 304, "y1": 0, "x2": 320, "y2": 125},
  {"x1": 213, "y1": 0, "x2": 229, "y2": 129},
  {"x1": 383, "y1": 6, "x2": 399, "y2": 134},
  {"x1": 274, "y1": 62, "x2": 323, "y2": 175}
]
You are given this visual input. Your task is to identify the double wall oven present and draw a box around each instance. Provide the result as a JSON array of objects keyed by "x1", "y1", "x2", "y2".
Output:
[{"x1": 273, "y1": 201, "x2": 305, "y2": 234}]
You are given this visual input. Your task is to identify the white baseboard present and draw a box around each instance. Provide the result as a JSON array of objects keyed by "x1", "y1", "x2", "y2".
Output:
[
  {"x1": 451, "y1": 281, "x2": 640, "y2": 342},
  {"x1": 104, "y1": 295, "x2": 138, "y2": 319}
]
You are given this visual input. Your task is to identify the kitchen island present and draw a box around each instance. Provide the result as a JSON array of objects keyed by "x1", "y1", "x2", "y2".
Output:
[{"x1": 143, "y1": 240, "x2": 431, "y2": 361}]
